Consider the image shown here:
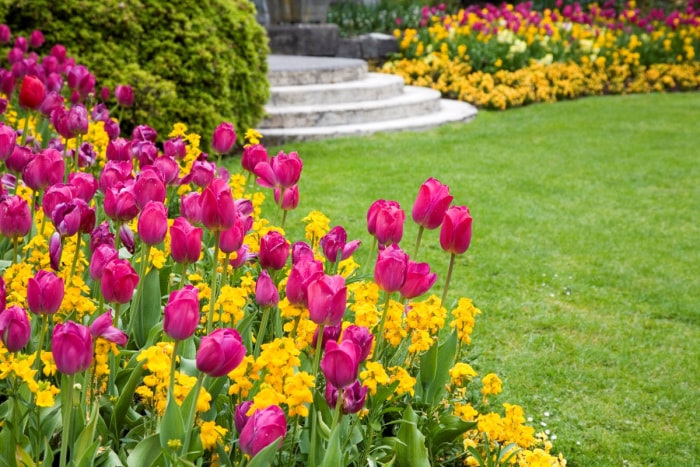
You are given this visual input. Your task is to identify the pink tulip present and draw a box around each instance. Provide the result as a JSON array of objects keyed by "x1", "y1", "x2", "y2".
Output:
[
  {"x1": 114, "y1": 84, "x2": 134, "y2": 107},
  {"x1": 285, "y1": 258, "x2": 324, "y2": 306},
  {"x1": 134, "y1": 167, "x2": 166, "y2": 209},
  {"x1": 170, "y1": 217, "x2": 202, "y2": 264},
  {"x1": 341, "y1": 325, "x2": 374, "y2": 362},
  {"x1": 119, "y1": 224, "x2": 135, "y2": 254},
  {"x1": 307, "y1": 274, "x2": 347, "y2": 326},
  {"x1": 180, "y1": 192, "x2": 202, "y2": 225},
  {"x1": 234, "y1": 400, "x2": 254, "y2": 433},
  {"x1": 5, "y1": 145, "x2": 32, "y2": 174},
  {"x1": 132, "y1": 141, "x2": 158, "y2": 167},
  {"x1": 90, "y1": 222, "x2": 115, "y2": 251},
  {"x1": 52, "y1": 321, "x2": 92, "y2": 375},
  {"x1": 137, "y1": 201, "x2": 168, "y2": 245},
  {"x1": 101, "y1": 259, "x2": 139, "y2": 304},
  {"x1": 0, "y1": 122, "x2": 16, "y2": 160},
  {"x1": 255, "y1": 270, "x2": 279, "y2": 308},
  {"x1": 0, "y1": 276, "x2": 5, "y2": 312},
  {"x1": 230, "y1": 244, "x2": 255, "y2": 269},
  {"x1": 199, "y1": 178, "x2": 236, "y2": 231},
  {"x1": 254, "y1": 150, "x2": 302, "y2": 189},
  {"x1": 259, "y1": 231, "x2": 290, "y2": 271},
  {"x1": 49, "y1": 232, "x2": 62, "y2": 271},
  {"x1": 29, "y1": 30, "x2": 44, "y2": 48},
  {"x1": 196, "y1": 328, "x2": 246, "y2": 377},
  {"x1": 374, "y1": 244, "x2": 408, "y2": 293},
  {"x1": 241, "y1": 144, "x2": 268, "y2": 174},
  {"x1": 321, "y1": 340, "x2": 361, "y2": 388},
  {"x1": 412, "y1": 177, "x2": 453, "y2": 230},
  {"x1": 399, "y1": 261, "x2": 438, "y2": 299},
  {"x1": 0, "y1": 306, "x2": 31, "y2": 352},
  {"x1": 68, "y1": 172, "x2": 98, "y2": 202},
  {"x1": 104, "y1": 185, "x2": 139, "y2": 222},
  {"x1": 22, "y1": 148, "x2": 64, "y2": 191},
  {"x1": 153, "y1": 155, "x2": 180, "y2": 185},
  {"x1": 439, "y1": 206, "x2": 472, "y2": 255},
  {"x1": 273, "y1": 185, "x2": 299, "y2": 211},
  {"x1": 219, "y1": 213, "x2": 250, "y2": 254},
  {"x1": 0, "y1": 195, "x2": 31, "y2": 238},
  {"x1": 367, "y1": 199, "x2": 404, "y2": 245},
  {"x1": 291, "y1": 241, "x2": 315, "y2": 264},
  {"x1": 320, "y1": 225, "x2": 361, "y2": 264},
  {"x1": 66, "y1": 65, "x2": 95, "y2": 98},
  {"x1": 163, "y1": 285, "x2": 200, "y2": 341},
  {"x1": 89, "y1": 244, "x2": 119, "y2": 282},
  {"x1": 131, "y1": 124, "x2": 158, "y2": 143},
  {"x1": 106, "y1": 138, "x2": 132, "y2": 162},
  {"x1": 18, "y1": 74, "x2": 44, "y2": 110},
  {"x1": 90, "y1": 311, "x2": 128, "y2": 346},
  {"x1": 42, "y1": 183, "x2": 75, "y2": 219},
  {"x1": 312, "y1": 323, "x2": 342, "y2": 350},
  {"x1": 98, "y1": 160, "x2": 133, "y2": 192},
  {"x1": 39, "y1": 91, "x2": 64, "y2": 117},
  {"x1": 0, "y1": 25, "x2": 10, "y2": 44},
  {"x1": 239, "y1": 405, "x2": 287, "y2": 457},
  {"x1": 325, "y1": 380, "x2": 368, "y2": 414},
  {"x1": 211, "y1": 121, "x2": 236, "y2": 155}
]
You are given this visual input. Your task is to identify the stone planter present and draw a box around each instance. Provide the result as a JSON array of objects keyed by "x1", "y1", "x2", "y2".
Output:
[{"x1": 267, "y1": 0, "x2": 332, "y2": 24}]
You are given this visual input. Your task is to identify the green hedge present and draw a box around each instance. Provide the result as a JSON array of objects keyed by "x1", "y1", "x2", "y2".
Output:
[{"x1": 1, "y1": 0, "x2": 270, "y2": 145}]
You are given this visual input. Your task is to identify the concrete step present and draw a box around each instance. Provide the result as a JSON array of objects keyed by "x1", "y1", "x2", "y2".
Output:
[
  {"x1": 268, "y1": 55, "x2": 367, "y2": 86},
  {"x1": 261, "y1": 86, "x2": 443, "y2": 129},
  {"x1": 268, "y1": 72, "x2": 406, "y2": 106},
  {"x1": 260, "y1": 98, "x2": 478, "y2": 145}
]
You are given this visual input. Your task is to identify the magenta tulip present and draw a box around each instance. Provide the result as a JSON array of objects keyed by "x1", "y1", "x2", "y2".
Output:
[
  {"x1": 325, "y1": 380, "x2": 368, "y2": 414},
  {"x1": 22, "y1": 148, "x2": 64, "y2": 191},
  {"x1": 312, "y1": 323, "x2": 342, "y2": 350},
  {"x1": 0, "y1": 122, "x2": 16, "y2": 160},
  {"x1": 439, "y1": 206, "x2": 472, "y2": 255},
  {"x1": 211, "y1": 121, "x2": 236, "y2": 155},
  {"x1": 219, "y1": 213, "x2": 250, "y2": 254},
  {"x1": 412, "y1": 178, "x2": 453, "y2": 230},
  {"x1": 52, "y1": 321, "x2": 92, "y2": 375},
  {"x1": 163, "y1": 285, "x2": 200, "y2": 341},
  {"x1": 131, "y1": 124, "x2": 158, "y2": 143},
  {"x1": 39, "y1": 91, "x2": 64, "y2": 117},
  {"x1": 29, "y1": 30, "x2": 44, "y2": 49},
  {"x1": 133, "y1": 167, "x2": 166, "y2": 209},
  {"x1": 68, "y1": 172, "x2": 98, "y2": 202},
  {"x1": 259, "y1": 231, "x2": 290, "y2": 271},
  {"x1": 230, "y1": 244, "x2": 255, "y2": 269},
  {"x1": 367, "y1": 199, "x2": 404, "y2": 245},
  {"x1": 162, "y1": 136, "x2": 186, "y2": 160},
  {"x1": 170, "y1": 217, "x2": 202, "y2": 264},
  {"x1": 291, "y1": 241, "x2": 315, "y2": 264},
  {"x1": 137, "y1": 201, "x2": 168, "y2": 246},
  {"x1": 49, "y1": 232, "x2": 62, "y2": 271},
  {"x1": 98, "y1": 160, "x2": 133, "y2": 192},
  {"x1": 180, "y1": 192, "x2": 202, "y2": 225},
  {"x1": 101, "y1": 259, "x2": 139, "y2": 304},
  {"x1": 321, "y1": 340, "x2": 361, "y2": 388},
  {"x1": 51, "y1": 198, "x2": 94, "y2": 237},
  {"x1": 132, "y1": 140, "x2": 158, "y2": 167},
  {"x1": 114, "y1": 84, "x2": 134, "y2": 107},
  {"x1": 89, "y1": 244, "x2": 119, "y2": 282},
  {"x1": 90, "y1": 311, "x2": 128, "y2": 346},
  {"x1": 196, "y1": 328, "x2": 246, "y2": 377},
  {"x1": 285, "y1": 258, "x2": 324, "y2": 306},
  {"x1": 18, "y1": 74, "x2": 44, "y2": 109},
  {"x1": 374, "y1": 244, "x2": 409, "y2": 293},
  {"x1": 254, "y1": 150, "x2": 303, "y2": 189},
  {"x1": 320, "y1": 225, "x2": 361, "y2": 264},
  {"x1": 241, "y1": 144, "x2": 268, "y2": 174},
  {"x1": 239, "y1": 405, "x2": 287, "y2": 457},
  {"x1": 5, "y1": 145, "x2": 32, "y2": 174},
  {"x1": 234, "y1": 400, "x2": 254, "y2": 433},
  {"x1": 0, "y1": 276, "x2": 5, "y2": 312},
  {"x1": 0, "y1": 195, "x2": 31, "y2": 238},
  {"x1": 400, "y1": 261, "x2": 438, "y2": 299},
  {"x1": 0, "y1": 306, "x2": 31, "y2": 352},
  {"x1": 199, "y1": 178, "x2": 236, "y2": 231},
  {"x1": 0, "y1": 25, "x2": 10, "y2": 44},
  {"x1": 255, "y1": 270, "x2": 279, "y2": 308},
  {"x1": 273, "y1": 185, "x2": 299, "y2": 211},
  {"x1": 153, "y1": 155, "x2": 180, "y2": 185},
  {"x1": 42, "y1": 183, "x2": 75, "y2": 219},
  {"x1": 307, "y1": 274, "x2": 347, "y2": 326},
  {"x1": 104, "y1": 185, "x2": 139, "y2": 222},
  {"x1": 342, "y1": 325, "x2": 374, "y2": 362},
  {"x1": 106, "y1": 138, "x2": 132, "y2": 162},
  {"x1": 90, "y1": 222, "x2": 115, "y2": 251}
]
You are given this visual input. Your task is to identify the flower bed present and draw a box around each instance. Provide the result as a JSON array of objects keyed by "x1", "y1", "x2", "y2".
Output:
[
  {"x1": 0, "y1": 25, "x2": 566, "y2": 466},
  {"x1": 381, "y1": 1, "x2": 700, "y2": 109}
]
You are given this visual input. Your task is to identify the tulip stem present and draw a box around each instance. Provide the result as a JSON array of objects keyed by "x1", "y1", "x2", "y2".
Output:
[
  {"x1": 311, "y1": 324, "x2": 325, "y2": 385},
  {"x1": 19, "y1": 112, "x2": 30, "y2": 147},
  {"x1": 59, "y1": 372, "x2": 76, "y2": 467},
  {"x1": 330, "y1": 387, "x2": 343, "y2": 433},
  {"x1": 280, "y1": 208, "x2": 288, "y2": 230},
  {"x1": 441, "y1": 253, "x2": 456, "y2": 308},
  {"x1": 374, "y1": 292, "x2": 392, "y2": 359},
  {"x1": 33, "y1": 313, "x2": 49, "y2": 379},
  {"x1": 254, "y1": 306, "x2": 270, "y2": 358},
  {"x1": 181, "y1": 373, "x2": 205, "y2": 458},
  {"x1": 413, "y1": 226, "x2": 424, "y2": 259},
  {"x1": 206, "y1": 232, "x2": 221, "y2": 334},
  {"x1": 12, "y1": 237, "x2": 18, "y2": 266},
  {"x1": 68, "y1": 234, "x2": 82, "y2": 288},
  {"x1": 168, "y1": 340, "x2": 181, "y2": 401},
  {"x1": 129, "y1": 245, "x2": 151, "y2": 328}
]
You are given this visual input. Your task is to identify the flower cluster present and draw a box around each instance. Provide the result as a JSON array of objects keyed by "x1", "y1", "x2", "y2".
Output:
[
  {"x1": 382, "y1": 1, "x2": 700, "y2": 109},
  {"x1": 0, "y1": 25, "x2": 566, "y2": 467}
]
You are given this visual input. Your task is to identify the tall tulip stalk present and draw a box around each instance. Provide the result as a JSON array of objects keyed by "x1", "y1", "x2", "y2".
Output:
[{"x1": 0, "y1": 25, "x2": 566, "y2": 467}]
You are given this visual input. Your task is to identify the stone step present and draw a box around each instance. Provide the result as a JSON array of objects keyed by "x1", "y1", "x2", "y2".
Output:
[
  {"x1": 260, "y1": 98, "x2": 478, "y2": 145},
  {"x1": 261, "y1": 86, "x2": 443, "y2": 129},
  {"x1": 268, "y1": 55, "x2": 367, "y2": 86},
  {"x1": 268, "y1": 72, "x2": 406, "y2": 106}
]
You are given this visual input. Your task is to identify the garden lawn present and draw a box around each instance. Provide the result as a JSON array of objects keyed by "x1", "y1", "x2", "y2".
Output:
[{"x1": 263, "y1": 92, "x2": 700, "y2": 466}]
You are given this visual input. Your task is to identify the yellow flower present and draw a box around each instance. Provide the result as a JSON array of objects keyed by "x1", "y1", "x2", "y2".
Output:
[
  {"x1": 302, "y1": 210, "x2": 330, "y2": 247},
  {"x1": 360, "y1": 361, "x2": 390, "y2": 396},
  {"x1": 450, "y1": 362, "x2": 478, "y2": 386},
  {"x1": 450, "y1": 298, "x2": 481, "y2": 345},
  {"x1": 244, "y1": 128, "x2": 262, "y2": 146},
  {"x1": 389, "y1": 366, "x2": 416, "y2": 397},
  {"x1": 283, "y1": 371, "x2": 315, "y2": 417},
  {"x1": 36, "y1": 381, "x2": 60, "y2": 408},
  {"x1": 481, "y1": 373, "x2": 503, "y2": 400},
  {"x1": 454, "y1": 402, "x2": 478, "y2": 421},
  {"x1": 199, "y1": 421, "x2": 228, "y2": 451}
]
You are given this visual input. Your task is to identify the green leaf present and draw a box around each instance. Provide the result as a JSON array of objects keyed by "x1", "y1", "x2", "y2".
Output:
[
  {"x1": 428, "y1": 414, "x2": 477, "y2": 453},
  {"x1": 126, "y1": 434, "x2": 162, "y2": 467},
  {"x1": 135, "y1": 267, "x2": 162, "y2": 348},
  {"x1": 321, "y1": 418, "x2": 344, "y2": 466},
  {"x1": 74, "y1": 403, "x2": 99, "y2": 465},
  {"x1": 247, "y1": 437, "x2": 283, "y2": 467},
  {"x1": 159, "y1": 396, "x2": 185, "y2": 451},
  {"x1": 419, "y1": 337, "x2": 438, "y2": 392},
  {"x1": 426, "y1": 331, "x2": 458, "y2": 406},
  {"x1": 74, "y1": 440, "x2": 100, "y2": 467},
  {"x1": 0, "y1": 425, "x2": 18, "y2": 467},
  {"x1": 110, "y1": 361, "x2": 146, "y2": 433},
  {"x1": 395, "y1": 405, "x2": 430, "y2": 467}
]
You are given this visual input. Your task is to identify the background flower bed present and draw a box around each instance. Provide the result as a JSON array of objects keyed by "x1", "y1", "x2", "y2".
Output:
[{"x1": 377, "y1": 1, "x2": 700, "y2": 109}]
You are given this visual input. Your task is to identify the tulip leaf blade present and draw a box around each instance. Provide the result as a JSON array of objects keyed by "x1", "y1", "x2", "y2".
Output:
[
  {"x1": 159, "y1": 396, "x2": 185, "y2": 452},
  {"x1": 110, "y1": 361, "x2": 146, "y2": 433},
  {"x1": 395, "y1": 405, "x2": 430, "y2": 467},
  {"x1": 247, "y1": 437, "x2": 282, "y2": 467},
  {"x1": 126, "y1": 433, "x2": 162, "y2": 467},
  {"x1": 134, "y1": 266, "x2": 162, "y2": 348},
  {"x1": 425, "y1": 330, "x2": 458, "y2": 406},
  {"x1": 74, "y1": 403, "x2": 99, "y2": 466}
]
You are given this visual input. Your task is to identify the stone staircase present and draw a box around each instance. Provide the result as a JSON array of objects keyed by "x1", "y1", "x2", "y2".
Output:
[{"x1": 259, "y1": 55, "x2": 478, "y2": 145}]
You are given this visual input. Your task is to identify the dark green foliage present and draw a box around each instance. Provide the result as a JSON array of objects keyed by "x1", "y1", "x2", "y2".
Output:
[{"x1": 1, "y1": 0, "x2": 270, "y2": 145}]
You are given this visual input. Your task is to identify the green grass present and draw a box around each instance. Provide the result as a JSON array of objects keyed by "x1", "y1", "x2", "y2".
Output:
[{"x1": 256, "y1": 92, "x2": 700, "y2": 466}]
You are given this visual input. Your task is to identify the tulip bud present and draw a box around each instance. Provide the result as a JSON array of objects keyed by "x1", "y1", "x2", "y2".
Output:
[
  {"x1": 180, "y1": 192, "x2": 202, "y2": 225},
  {"x1": 199, "y1": 178, "x2": 236, "y2": 231},
  {"x1": 291, "y1": 241, "x2": 315, "y2": 264},
  {"x1": 18, "y1": 74, "x2": 44, "y2": 110},
  {"x1": 234, "y1": 401, "x2": 254, "y2": 433},
  {"x1": 320, "y1": 225, "x2": 361, "y2": 264},
  {"x1": 241, "y1": 144, "x2": 268, "y2": 174},
  {"x1": 374, "y1": 244, "x2": 409, "y2": 293},
  {"x1": 163, "y1": 285, "x2": 200, "y2": 341},
  {"x1": 0, "y1": 25, "x2": 10, "y2": 44},
  {"x1": 170, "y1": 217, "x2": 202, "y2": 264},
  {"x1": 90, "y1": 311, "x2": 128, "y2": 346},
  {"x1": 0, "y1": 122, "x2": 17, "y2": 161},
  {"x1": 104, "y1": 185, "x2": 139, "y2": 222},
  {"x1": 341, "y1": 325, "x2": 374, "y2": 362},
  {"x1": 259, "y1": 231, "x2": 290, "y2": 271},
  {"x1": 255, "y1": 270, "x2": 279, "y2": 308},
  {"x1": 49, "y1": 232, "x2": 62, "y2": 271},
  {"x1": 131, "y1": 124, "x2": 157, "y2": 143},
  {"x1": 412, "y1": 177, "x2": 453, "y2": 230},
  {"x1": 0, "y1": 306, "x2": 31, "y2": 352},
  {"x1": 89, "y1": 244, "x2": 120, "y2": 282},
  {"x1": 99, "y1": 86, "x2": 110, "y2": 102},
  {"x1": 52, "y1": 321, "x2": 93, "y2": 375},
  {"x1": 307, "y1": 274, "x2": 347, "y2": 326},
  {"x1": 239, "y1": 405, "x2": 287, "y2": 457},
  {"x1": 273, "y1": 185, "x2": 299, "y2": 211},
  {"x1": 439, "y1": 206, "x2": 472, "y2": 255},
  {"x1": 27, "y1": 270, "x2": 65, "y2": 315},
  {"x1": 101, "y1": 259, "x2": 139, "y2": 304},
  {"x1": 119, "y1": 224, "x2": 136, "y2": 254},
  {"x1": 196, "y1": 328, "x2": 246, "y2": 377},
  {"x1": 0, "y1": 195, "x2": 32, "y2": 238},
  {"x1": 29, "y1": 30, "x2": 44, "y2": 49},
  {"x1": 211, "y1": 121, "x2": 236, "y2": 155},
  {"x1": 321, "y1": 340, "x2": 361, "y2": 388},
  {"x1": 114, "y1": 84, "x2": 134, "y2": 107},
  {"x1": 219, "y1": 213, "x2": 249, "y2": 254}
]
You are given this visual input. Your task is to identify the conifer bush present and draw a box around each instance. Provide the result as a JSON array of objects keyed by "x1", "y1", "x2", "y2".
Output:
[{"x1": 0, "y1": 0, "x2": 269, "y2": 144}]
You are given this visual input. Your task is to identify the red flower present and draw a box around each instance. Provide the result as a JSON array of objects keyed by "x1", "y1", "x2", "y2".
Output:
[{"x1": 18, "y1": 75, "x2": 44, "y2": 110}]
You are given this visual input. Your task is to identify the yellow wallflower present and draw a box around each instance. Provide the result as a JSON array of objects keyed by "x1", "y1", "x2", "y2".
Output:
[
  {"x1": 302, "y1": 210, "x2": 330, "y2": 247},
  {"x1": 450, "y1": 362, "x2": 478, "y2": 386},
  {"x1": 389, "y1": 366, "x2": 416, "y2": 397},
  {"x1": 454, "y1": 402, "x2": 478, "y2": 422},
  {"x1": 199, "y1": 421, "x2": 228, "y2": 451},
  {"x1": 481, "y1": 373, "x2": 503, "y2": 399},
  {"x1": 228, "y1": 355, "x2": 255, "y2": 398},
  {"x1": 283, "y1": 371, "x2": 315, "y2": 417},
  {"x1": 450, "y1": 298, "x2": 481, "y2": 345},
  {"x1": 360, "y1": 361, "x2": 390, "y2": 396}
]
